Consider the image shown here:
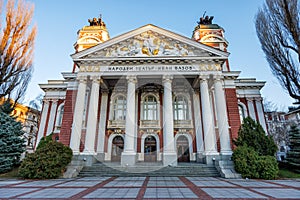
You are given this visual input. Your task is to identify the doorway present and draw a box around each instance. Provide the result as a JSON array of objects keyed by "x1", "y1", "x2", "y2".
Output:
[
  {"x1": 177, "y1": 135, "x2": 190, "y2": 162},
  {"x1": 144, "y1": 135, "x2": 157, "y2": 162},
  {"x1": 111, "y1": 135, "x2": 124, "y2": 162}
]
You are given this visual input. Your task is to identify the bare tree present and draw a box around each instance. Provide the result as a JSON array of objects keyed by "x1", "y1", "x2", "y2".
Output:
[
  {"x1": 0, "y1": 0, "x2": 37, "y2": 103},
  {"x1": 255, "y1": 0, "x2": 300, "y2": 103}
]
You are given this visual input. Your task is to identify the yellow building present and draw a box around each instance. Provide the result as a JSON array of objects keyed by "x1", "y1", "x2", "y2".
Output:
[{"x1": 0, "y1": 98, "x2": 40, "y2": 152}]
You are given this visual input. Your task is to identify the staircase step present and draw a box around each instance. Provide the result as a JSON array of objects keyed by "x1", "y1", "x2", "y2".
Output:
[{"x1": 78, "y1": 162, "x2": 220, "y2": 177}]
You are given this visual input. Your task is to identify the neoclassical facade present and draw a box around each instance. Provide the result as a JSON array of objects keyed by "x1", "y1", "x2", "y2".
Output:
[{"x1": 36, "y1": 17, "x2": 267, "y2": 166}]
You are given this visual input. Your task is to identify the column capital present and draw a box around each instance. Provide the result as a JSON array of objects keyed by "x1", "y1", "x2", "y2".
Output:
[
  {"x1": 213, "y1": 74, "x2": 224, "y2": 82},
  {"x1": 246, "y1": 97, "x2": 255, "y2": 102},
  {"x1": 126, "y1": 75, "x2": 137, "y2": 84},
  {"x1": 77, "y1": 75, "x2": 87, "y2": 83},
  {"x1": 199, "y1": 74, "x2": 210, "y2": 81},
  {"x1": 51, "y1": 99, "x2": 58, "y2": 104},
  {"x1": 90, "y1": 75, "x2": 102, "y2": 84},
  {"x1": 254, "y1": 97, "x2": 263, "y2": 102},
  {"x1": 43, "y1": 99, "x2": 50, "y2": 104},
  {"x1": 162, "y1": 75, "x2": 173, "y2": 83}
]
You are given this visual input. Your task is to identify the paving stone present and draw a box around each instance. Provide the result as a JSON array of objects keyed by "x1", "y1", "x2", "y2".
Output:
[
  {"x1": 186, "y1": 177, "x2": 219, "y2": 181},
  {"x1": 77, "y1": 177, "x2": 111, "y2": 181},
  {"x1": 0, "y1": 188, "x2": 38, "y2": 198},
  {"x1": 253, "y1": 188, "x2": 300, "y2": 199},
  {"x1": 144, "y1": 188, "x2": 198, "y2": 198},
  {"x1": 228, "y1": 180, "x2": 281, "y2": 187},
  {"x1": 147, "y1": 180, "x2": 186, "y2": 187},
  {"x1": 201, "y1": 188, "x2": 267, "y2": 198},
  {"x1": 104, "y1": 180, "x2": 144, "y2": 187},
  {"x1": 83, "y1": 188, "x2": 140, "y2": 198},
  {"x1": 149, "y1": 177, "x2": 180, "y2": 181},
  {"x1": 19, "y1": 188, "x2": 86, "y2": 198},
  {"x1": 190, "y1": 180, "x2": 235, "y2": 187},
  {"x1": 14, "y1": 180, "x2": 65, "y2": 187},
  {"x1": 114, "y1": 177, "x2": 146, "y2": 181},
  {"x1": 267, "y1": 180, "x2": 300, "y2": 188},
  {"x1": 56, "y1": 180, "x2": 102, "y2": 187},
  {"x1": 0, "y1": 180, "x2": 26, "y2": 186}
]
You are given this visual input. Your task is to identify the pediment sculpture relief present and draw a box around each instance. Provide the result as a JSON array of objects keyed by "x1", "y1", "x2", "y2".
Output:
[{"x1": 105, "y1": 31, "x2": 195, "y2": 57}]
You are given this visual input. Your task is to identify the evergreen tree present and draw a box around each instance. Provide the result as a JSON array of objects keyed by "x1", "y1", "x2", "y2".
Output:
[
  {"x1": 0, "y1": 102, "x2": 25, "y2": 173},
  {"x1": 286, "y1": 125, "x2": 300, "y2": 172},
  {"x1": 234, "y1": 117, "x2": 277, "y2": 156}
]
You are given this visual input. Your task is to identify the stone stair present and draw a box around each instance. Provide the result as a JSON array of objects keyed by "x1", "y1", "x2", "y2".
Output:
[{"x1": 78, "y1": 162, "x2": 221, "y2": 177}]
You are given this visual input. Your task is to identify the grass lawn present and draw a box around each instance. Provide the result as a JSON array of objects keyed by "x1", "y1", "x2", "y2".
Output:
[
  {"x1": 278, "y1": 168, "x2": 300, "y2": 179},
  {"x1": 0, "y1": 167, "x2": 20, "y2": 178}
]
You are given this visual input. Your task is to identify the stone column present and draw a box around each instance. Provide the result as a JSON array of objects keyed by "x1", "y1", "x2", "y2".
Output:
[
  {"x1": 70, "y1": 75, "x2": 87, "y2": 154},
  {"x1": 214, "y1": 75, "x2": 232, "y2": 157},
  {"x1": 96, "y1": 91, "x2": 108, "y2": 161},
  {"x1": 84, "y1": 76, "x2": 101, "y2": 154},
  {"x1": 247, "y1": 98, "x2": 256, "y2": 121},
  {"x1": 35, "y1": 100, "x2": 50, "y2": 149},
  {"x1": 200, "y1": 75, "x2": 218, "y2": 164},
  {"x1": 255, "y1": 98, "x2": 267, "y2": 132},
  {"x1": 162, "y1": 75, "x2": 177, "y2": 166},
  {"x1": 193, "y1": 92, "x2": 205, "y2": 162},
  {"x1": 46, "y1": 100, "x2": 58, "y2": 136},
  {"x1": 121, "y1": 76, "x2": 137, "y2": 166}
]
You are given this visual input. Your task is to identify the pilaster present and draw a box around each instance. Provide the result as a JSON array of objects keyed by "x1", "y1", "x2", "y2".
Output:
[
  {"x1": 162, "y1": 75, "x2": 177, "y2": 166},
  {"x1": 35, "y1": 100, "x2": 50, "y2": 149},
  {"x1": 200, "y1": 75, "x2": 218, "y2": 163},
  {"x1": 70, "y1": 75, "x2": 87, "y2": 154},
  {"x1": 213, "y1": 75, "x2": 232, "y2": 157},
  {"x1": 121, "y1": 75, "x2": 137, "y2": 166},
  {"x1": 84, "y1": 76, "x2": 101, "y2": 154}
]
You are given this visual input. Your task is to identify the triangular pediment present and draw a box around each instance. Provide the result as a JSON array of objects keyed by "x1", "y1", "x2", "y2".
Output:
[{"x1": 71, "y1": 24, "x2": 229, "y2": 61}]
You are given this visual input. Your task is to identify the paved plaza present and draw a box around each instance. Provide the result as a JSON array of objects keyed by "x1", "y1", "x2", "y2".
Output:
[{"x1": 0, "y1": 177, "x2": 300, "y2": 199}]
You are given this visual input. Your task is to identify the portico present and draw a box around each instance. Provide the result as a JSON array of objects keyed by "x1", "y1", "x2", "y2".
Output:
[{"x1": 37, "y1": 17, "x2": 267, "y2": 172}]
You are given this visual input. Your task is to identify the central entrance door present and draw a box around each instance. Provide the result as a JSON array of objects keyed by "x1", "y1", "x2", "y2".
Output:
[
  {"x1": 111, "y1": 136, "x2": 124, "y2": 162},
  {"x1": 144, "y1": 135, "x2": 157, "y2": 162},
  {"x1": 177, "y1": 135, "x2": 190, "y2": 162}
]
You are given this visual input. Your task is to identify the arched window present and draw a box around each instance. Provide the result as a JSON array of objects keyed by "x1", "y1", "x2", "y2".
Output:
[
  {"x1": 238, "y1": 104, "x2": 246, "y2": 123},
  {"x1": 174, "y1": 96, "x2": 189, "y2": 120},
  {"x1": 113, "y1": 96, "x2": 127, "y2": 120},
  {"x1": 57, "y1": 105, "x2": 64, "y2": 126},
  {"x1": 143, "y1": 95, "x2": 157, "y2": 120}
]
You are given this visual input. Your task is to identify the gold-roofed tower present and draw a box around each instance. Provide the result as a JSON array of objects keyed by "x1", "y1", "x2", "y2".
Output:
[{"x1": 74, "y1": 15, "x2": 110, "y2": 52}]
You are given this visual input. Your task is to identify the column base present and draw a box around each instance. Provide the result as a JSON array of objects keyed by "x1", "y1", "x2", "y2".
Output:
[
  {"x1": 96, "y1": 153, "x2": 105, "y2": 162},
  {"x1": 121, "y1": 152, "x2": 137, "y2": 167},
  {"x1": 220, "y1": 151, "x2": 233, "y2": 161},
  {"x1": 196, "y1": 152, "x2": 205, "y2": 163},
  {"x1": 163, "y1": 152, "x2": 177, "y2": 167},
  {"x1": 203, "y1": 152, "x2": 220, "y2": 165},
  {"x1": 72, "y1": 155, "x2": 97, "y2": 166}
]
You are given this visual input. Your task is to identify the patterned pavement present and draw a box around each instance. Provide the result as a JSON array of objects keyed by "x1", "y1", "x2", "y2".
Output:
[{"x1": 0, "y1": 177, "x2": 300, "y2": 199}]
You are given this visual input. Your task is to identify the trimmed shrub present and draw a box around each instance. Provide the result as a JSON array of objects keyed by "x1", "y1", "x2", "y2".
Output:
[
  {"x1": 232, "y1": 145, "x2": 260, "y2": 179},
  {"x1": 257, "y1": 156, "x2": 279, "y2": 180},
  {"x1": 18, "y1": 140, "x2": 72, "y2": 179},
  {"x1": 234, "y1": 117, "x2": 277, "y2": 156},
  {"x1": 36, "y1": 133, "x2": 54, "y2": 150},
  {"x1": 233, "y1": 145, "x2": 279, "y2": 179}
]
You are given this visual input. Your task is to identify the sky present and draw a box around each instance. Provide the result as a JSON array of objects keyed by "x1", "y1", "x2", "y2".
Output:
[{"x1": 20, "y1": 0, "x2": 295, "y2": 110}]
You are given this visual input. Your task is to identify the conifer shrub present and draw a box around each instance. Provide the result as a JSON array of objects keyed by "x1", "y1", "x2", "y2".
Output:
[
  {"x1": 232, "y1": 117, "x2": 279, "y2": 179},
  {"x1": 0, "y1": 102, "x2": 25, "y2": 173},
  {"x1": 232, "y1": 145, "x2": 260, "y2": 179},
  {"x1": 286, "y1": 125, "x2": 300, "y2": 172},
  {"x1": 18, "y1": 138, "x2": 72, "y2": 179}
]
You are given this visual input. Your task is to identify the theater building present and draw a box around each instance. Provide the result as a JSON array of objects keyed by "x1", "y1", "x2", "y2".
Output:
[{"x1": 36, "y1": 17, "x2": 267, "y2": 167}]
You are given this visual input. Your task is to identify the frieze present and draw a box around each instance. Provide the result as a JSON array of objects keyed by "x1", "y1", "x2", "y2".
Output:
[{"x1": 79, "y1": 64, "x2": 222, "y2": 72}]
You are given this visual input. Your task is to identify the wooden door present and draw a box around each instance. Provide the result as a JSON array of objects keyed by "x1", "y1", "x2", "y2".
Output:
[
  {"x1": 111, "y1": 136, "x2": 124, "y2": 162},
  {"x1": 144, "y1": 136, "x2": 157, "y2": 162},
  {"x1": 177, "y1": 135, "x2": 190, "y2": 162}
]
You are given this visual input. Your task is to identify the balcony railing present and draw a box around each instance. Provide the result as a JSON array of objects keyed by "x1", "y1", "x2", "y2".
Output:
[
  {"x1": 174, "y1": 120, "x2": 193, "y2": 128},
  {"x1": 140, "y1": 120, "x2": 160, "y2": 128},
  {"x1": 107, "y1": 120, "x2": 125, "y2": 128}
]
